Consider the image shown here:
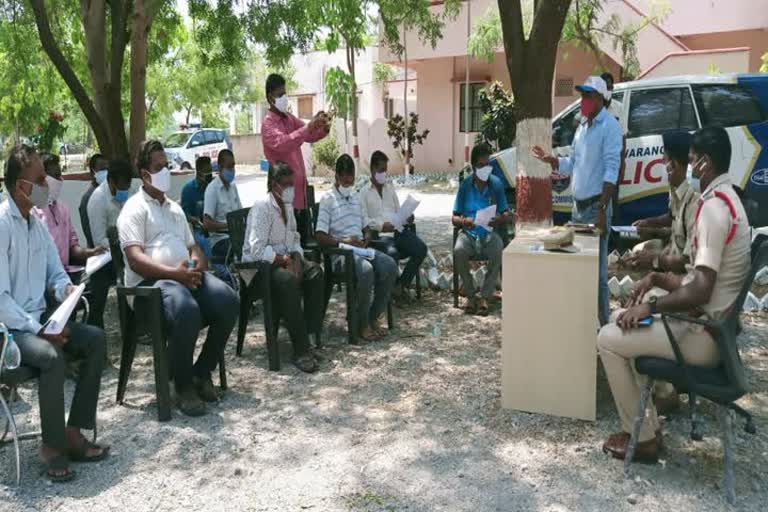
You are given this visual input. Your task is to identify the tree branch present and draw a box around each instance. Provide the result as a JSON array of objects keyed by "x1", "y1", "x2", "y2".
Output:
[{"x1": 497, "y1": 0, "x2": 526, "y2": 76}]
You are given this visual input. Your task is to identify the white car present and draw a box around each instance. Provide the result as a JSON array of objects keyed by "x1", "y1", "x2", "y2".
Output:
[
  {"x1": 164, "y1": 128, "x2": 232, "y2": 170},
  {"x1": 59, "y1": 143, "x2": 91, "y2": 172}
]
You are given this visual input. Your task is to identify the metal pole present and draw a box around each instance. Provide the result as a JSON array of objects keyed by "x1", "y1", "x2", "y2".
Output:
[
  {"x1": 464, "y1": 0, "x2": 471, "y2": 168},
  {"x1": 403, "y1": 23, "x2": 410, "y2": 177}
]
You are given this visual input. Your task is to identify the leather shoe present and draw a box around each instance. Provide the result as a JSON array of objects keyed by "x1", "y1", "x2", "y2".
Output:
[{"x1": 602, "y1": 431, "x2": 661, "y2": 463}]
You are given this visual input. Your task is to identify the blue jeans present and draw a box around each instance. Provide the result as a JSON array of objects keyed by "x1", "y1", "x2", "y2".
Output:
[
  {"x1": 194, "y1": 228, "x2": 212, "y2": 259},
  {"x1": 377, "y1": 230, "x2": 428, "y2": 287},
  {"x1": 572, "y1": 200, "x2": 612, "y2": 326}
]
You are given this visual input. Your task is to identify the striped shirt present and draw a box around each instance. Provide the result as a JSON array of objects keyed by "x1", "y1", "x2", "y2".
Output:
[{"x1": 316, "y1": 187, "x2": 364, "y2": 241}]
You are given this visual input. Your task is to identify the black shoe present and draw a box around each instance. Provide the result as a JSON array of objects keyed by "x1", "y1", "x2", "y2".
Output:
[
  {"x1": 193, "y1": 376, "x2": 219, "y2": 403},
  {"x1": 293, "y1": 354, "x2": 318, "y2": 373},
  {"x1": 176, "y1": 389, "x2": 207, "y2": 417}
]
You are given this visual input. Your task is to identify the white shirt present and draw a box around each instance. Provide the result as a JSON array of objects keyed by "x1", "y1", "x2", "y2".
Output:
[
  {"x1": 360, "y1": 181, "x2": 400, "y2": 235},
  {"x1": 316, "y1": 187, "x2": 364, "y2": 241},
  {"x1": 204, "y1": 176, "x2": 242, "y2": 247},
  {"x1": 117, "y1": 189, "x2": 195, "y2": 287},
  {"x1": 87, "y1": 180, "x2": 128, "y2": 248},
  {"x1": 243, "y1": 193, "x2": 302, "y2": 263}
]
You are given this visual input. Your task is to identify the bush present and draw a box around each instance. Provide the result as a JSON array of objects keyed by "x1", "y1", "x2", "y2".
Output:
[
  {"x1": 475, "y1": 82, "x2": 515, "y2": 152},
  {"x1": 312, "y1": 135, "x2": 340, "y2": 173}
]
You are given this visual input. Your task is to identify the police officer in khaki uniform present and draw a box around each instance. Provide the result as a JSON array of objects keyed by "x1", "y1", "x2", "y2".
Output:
[
  {"x1": 597, "y1": 126, "x2": 750, "y2": 463},
  {"x1": 626, "y1": 131, "x2": 699, "y2": 273}
]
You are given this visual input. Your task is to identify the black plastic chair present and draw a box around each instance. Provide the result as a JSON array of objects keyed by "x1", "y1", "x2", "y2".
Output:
[
  {"x1": 108, "y1": 228, "x2": 228, "y2": 422},
  {"x1": 625, "y1": 235, "x2": 768, "y2": 504},
  {"x1": 225, "y1": 208, "x2": 283, "y2": 371},
  {"x1": 369, "y1": 224, "x2": 422, "y2": 301}
]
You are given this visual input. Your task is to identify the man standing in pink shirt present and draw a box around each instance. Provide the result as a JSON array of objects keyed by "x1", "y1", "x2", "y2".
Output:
[{"x1": 262, "y1": 73, "x2": 330, "y2": 243}]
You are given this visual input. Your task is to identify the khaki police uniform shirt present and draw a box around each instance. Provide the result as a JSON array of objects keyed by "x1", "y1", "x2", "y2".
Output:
[
  {"x1": 668, "y1": 180, "x2": 699, "y2": 258},
  {"x1": 684, "y1": 174, "x2": 750, "y2": 320}
]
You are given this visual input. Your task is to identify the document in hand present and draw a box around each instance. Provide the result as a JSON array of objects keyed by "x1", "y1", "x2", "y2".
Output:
[
  {"x1": 43, "y1": 284, "x2": 86, "y2": 335},
  {"x1": 339, "y1": 243, "x2": 376, "y2": 260},
  {"x1": 85, "y1": 251, "x2": 112, "y2": 276},
  {"x1": 611, "y1": 226, "x2": 640, "y2": 239},
  {"x1": 392, "y1": 194, "x2": 421, "y2": 230},
  {"x1": 474, "y1": 204, "x2": 497, "y2": 230}
]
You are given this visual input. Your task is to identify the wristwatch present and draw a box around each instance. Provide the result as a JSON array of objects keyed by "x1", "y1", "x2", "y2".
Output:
[{"x1": 648, "y1": 295, "x2": 658, "y2": 315}]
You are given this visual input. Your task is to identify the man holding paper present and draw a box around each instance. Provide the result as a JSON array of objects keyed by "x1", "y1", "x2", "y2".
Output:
[
  {"x1": 360, "y1": 151, "x2": 427, "y2": 299},
  {"x1": 452, "y1": 144, "x2": 511, "y2": 316},
  {"x1": 316, "y1": 154, "x2": 398, "y2": 341},
  {"x1": 0, "y1": 145, "x2": 109, "y2": 482}
]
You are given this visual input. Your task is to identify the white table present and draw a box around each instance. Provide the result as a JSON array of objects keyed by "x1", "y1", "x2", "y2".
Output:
[{"x1": 501, "y1": 231, "x2": 600, "y2": 421}]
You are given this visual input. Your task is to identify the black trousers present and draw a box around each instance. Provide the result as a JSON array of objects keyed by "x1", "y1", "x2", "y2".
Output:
[
  {"x1": 86, "y1": 262, "x2": 116, "y2": 329},
  {"x1": 294, "y1": 208, "x2": 310, "y2": 246}
]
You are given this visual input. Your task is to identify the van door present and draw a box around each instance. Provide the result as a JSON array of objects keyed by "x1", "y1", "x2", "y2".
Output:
[{"x1": 618, "y1": 86, "x2": 699, "y2": 224}]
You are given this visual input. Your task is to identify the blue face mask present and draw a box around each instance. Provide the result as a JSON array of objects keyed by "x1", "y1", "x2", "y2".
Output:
[
  {"x1": 114, "y1": 189, "x2": 130, "y2": 204},
  {"x1": 221, "y1": 168, "x2": 235, "y2": 184}
]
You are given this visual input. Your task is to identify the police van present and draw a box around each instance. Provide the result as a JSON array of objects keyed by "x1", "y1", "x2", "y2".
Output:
[
  {"x1": 491, "y1": 73, "x2": 768, "y2": 226},
  {"x1": 164, "y1": 128, "x2": 232, "y2": 170}
]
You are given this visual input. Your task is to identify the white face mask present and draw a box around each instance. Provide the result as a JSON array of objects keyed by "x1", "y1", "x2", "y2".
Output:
[
  {"x1": 20, "y1": 179, "x2": 49, "y2": 209},
  {"x1": 45, "y1": 176, "x2": 63, "y2": 204},
  {"x1": 274, "y1": 95, "x2": 289, "y2": 113},
  {"x1": 280, "y1": 185, "x2": 295, "y2": 204},
  {"x1": 374, "y1": 172, "x2": 387, "y2": 185},
  {"x1": 95, "y1": 169, "x2": 108, "y2": 185},
  {"x1": 475, "y1": 165, "x2": 493, "y2": 182},
  {"x1": 688, "y1": 159, "x2": 703, "y2": 194},
  {"x1": 338, "y1": 184, "x2": 354, "y2": 198},
  {"x1": 147, "y1": 167, "x2": 171, "y2": 193}
]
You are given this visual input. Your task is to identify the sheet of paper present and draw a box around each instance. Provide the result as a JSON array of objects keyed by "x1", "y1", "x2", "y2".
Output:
[
  {"x1": 611, "y1": 226, "x2": 638, "y2": 234},
  {"x1": 85, "y1": 251, "x2": 112, "y2": 276},
  {"x1": 474, "y1": 204, "x2": 497, "y2": 230},
  {"x1": 392, "y1": 194, "x2": 421, "y2": 230},
  {"x1": 44, "y1": 284, "x2": 86, "y2": 335},
  {"x1": 339, "y1": 243, "x2": 376, "y2": 260}
]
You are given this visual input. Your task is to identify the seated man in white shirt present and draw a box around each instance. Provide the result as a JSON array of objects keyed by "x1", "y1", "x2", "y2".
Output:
[
  {"x1": 117, "y1": 140, "x2": 239, "y2": 417},
  {"x1": 243, "y1": 162, "x2": 324, "y2": 373},
  {"x1": 85, "y1": 158, "x2": 133, "y2": 328},
  {"x1": 315, "y1": 154, "x2": 398, "y2": 341},
  {"x1": 203, "y1": 149, "x2": 242, "y2": 265},
  {"x1": 360, "y1": 151, "x2": 427, "y2": 301}
]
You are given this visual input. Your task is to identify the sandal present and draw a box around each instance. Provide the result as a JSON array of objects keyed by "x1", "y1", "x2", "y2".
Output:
[
  {"x1": 464, "y1": 297, "x2": 478, "y2": 315},
  {"x1": 477, "y1": 298, "x2": 490, "y2": 317},
  {"x1": 44, "y1": 454, "x2": 76, "y2": 483},
  {"x1": 68, "y1": 439, "x2": 111, "y2": 463}
]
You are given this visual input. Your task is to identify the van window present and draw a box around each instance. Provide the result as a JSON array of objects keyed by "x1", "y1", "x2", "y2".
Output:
[
  {"x1": 203, "y1": 130, "x2": 220, "y2": 144},
  {"x1": 627, "y1": 87, "x2": 698, "y2": 138},
  {"x1": 189, "y1": 132, "x2": 205, "y2": 147},
  {"x1": 552, "y1": 106, "x2": 580, "y2": 148},
  {"x1": 692, "y1": 84, "x2": 765, "y2": 128}
]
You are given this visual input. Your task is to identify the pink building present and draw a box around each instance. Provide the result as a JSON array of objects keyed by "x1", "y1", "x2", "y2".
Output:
[{"x1": 378, "y1": 0, "x2": 768, "y2": 173}]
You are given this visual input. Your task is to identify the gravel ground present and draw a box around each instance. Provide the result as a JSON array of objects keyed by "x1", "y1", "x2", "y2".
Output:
[{"x1": 2, "y1": 208, "x2": 767, "y2": 512}]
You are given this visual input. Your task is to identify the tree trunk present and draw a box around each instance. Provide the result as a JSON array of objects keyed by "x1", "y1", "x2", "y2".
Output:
[
  {"x1": 346, "y1": 46, "x2": 359, "y2": 167},
  {"x1": 498, "y1": 0, "x2": 572, "y2": 228},
  {"x1": 129, "y1": 0, "x2": 153, "y2": 166}
]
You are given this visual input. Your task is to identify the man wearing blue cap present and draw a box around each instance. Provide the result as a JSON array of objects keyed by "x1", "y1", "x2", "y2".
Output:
[{"x1": 532, "y1": 76, "x2": 623, "y2": 326}]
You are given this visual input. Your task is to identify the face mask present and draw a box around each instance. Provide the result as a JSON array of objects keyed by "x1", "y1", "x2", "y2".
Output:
[
  {"x1": 274, "y1": 95, "x2": 289, "y2": 113},
  {"x1": 95, "y1": 169, "x2": 108, "y2": 185},
  {"x1": 687, "y1": 162, "x2": 701, "y2": 194},
  {"x1": 338, "y1": 185, "x2": 354, "y2": 198},
  {"x1": 114, "y1": 189, "x2": 130, "y2": 204},
  {"x1": 279, "y1": 185, "x2": 295, "y2": 204},
  {"x1": 45, "y1": 176, "x2": 63, "y2": 204},
  {"x1": 374, "y1": 172, "x2": 387, "y2": 185},
  {"x1": 475, "y1": 165, "x2": 493, "y2": 182},
  {"x1": 21, "y1": 180, "x2": 50, "y2": 209},
  {"x1": 580, "y1": 97, "x2": 598, "y2": 117},
  {"x1": 221, "y1": 168, "x2": 236, "y2": 184},
  {"x1": 146, "y1": 167, "x2": 171, "y2": 193}
]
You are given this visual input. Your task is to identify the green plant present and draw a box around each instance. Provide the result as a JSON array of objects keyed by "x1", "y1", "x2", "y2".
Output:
[
  {"x1": 312, "y1": 135, "x2": 340, "y2": 171},
  {"x1": 373, "y1": 62, "x2": 397, "y2": 86},
  {"x1": 30, "y1": 111, "x2": 66, "y2": 154},
  {"x1": 762, "y1": 51, "x2": 768, "y2": 73},
  {"x1": 386, "y1": 112, "x2": 429, "y2": 162},
  {"x1": 324, "y1": 66, "x2": 356, "y2": 120},
  {"x1": 475, "y1": 82, "x2": 515, "y2": 151}
]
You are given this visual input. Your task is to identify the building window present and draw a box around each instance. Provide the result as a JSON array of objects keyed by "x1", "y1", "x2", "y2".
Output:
[
  {"x1": 460, "y1": 83, "x2": 484, "y2": 133},
  {"x1": 384, "y1": 97, "x2": 394, "y2": 119},
  {"x1": 555, "y1": 77, "x2": 574, "y2": 97},
  {"x1": 297, "y1": 96, "x2": 313, "y2": 119}
]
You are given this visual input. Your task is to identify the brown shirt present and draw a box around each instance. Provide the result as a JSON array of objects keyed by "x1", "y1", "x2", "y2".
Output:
[{"x1": 684, "y1": 174, "x2": 750, "y2": 319}]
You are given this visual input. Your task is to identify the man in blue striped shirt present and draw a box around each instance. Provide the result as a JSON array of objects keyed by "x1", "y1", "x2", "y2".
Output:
[
  {"x1": 533, "y1": 76, "x2": 623, "y2": 326},
  {"x1": 316, "y1": 154, "x2": 398, "y2": 341}
]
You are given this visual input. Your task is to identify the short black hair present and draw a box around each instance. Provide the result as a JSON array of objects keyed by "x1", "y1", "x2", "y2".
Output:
[
  {"x1": 267, "y1": 161, "x2": 294, "y2": 191},
  {"x1": 470, "y1": 143, "x2": 492, "y2": 168},
  {"x1": 217, "y1": 149, "x2": 234, "y2": 169},
  {"x1": 195, "y1": 156, "x2": 211, "y2": 172},
  {"x1": 266, "y1": 73, "x2": 286, "y2": 98},
  {"x1": 136, "y1": 140, "x2": 165, "y2": 172},
  {"x1": 335, "y1": 153, "x2": 355, "y2": 176},
  {"x1": 370, "y1": 150, "x2": 388, "y2": 171},
  {"x1": 89, "y1": 152, "x2": 105, "y2": 171},
  {"x1": 600, "y1": 72, "x2": 615, "y2": 89},
  {"x1": 4, "y1": 144, "x2": 37, "y2": 191},
  {"x1": 661, "y1": 130, "x2": 692, "y2": 168},
  {"x1": 41, "y1": 153, "x2": 60, "y2": 174},
  {"x1": 108, "y1": 158, "x2": 133, "y2": 183},
  {"x1": 691, "y1": 126, "x2": 731, "y2": 174}
]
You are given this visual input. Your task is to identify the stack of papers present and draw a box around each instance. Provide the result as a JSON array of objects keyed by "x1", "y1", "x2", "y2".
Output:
[
  {"x1": 339, "y1": 243, "x2": 376, "y2": 260},
  {"x1": 85, "y1": 252, "x2": 112, "y2": 276},
  {"x1": 474, "y1": 205, "x2": 497, "y2": 230},
  {"x1": 611, "y1": 226, "x2": 640, "y2": 239},
  {"x1": 391, "y1": 194, "x2": 421, "y2": 231},
  {"x1": 43, "y1": 284, "x2": 86, "y2": 335}
]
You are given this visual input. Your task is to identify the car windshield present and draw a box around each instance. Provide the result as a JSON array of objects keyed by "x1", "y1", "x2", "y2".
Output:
[{"x1": 165, "y1": 132, "x2": 190, "y2": 148}]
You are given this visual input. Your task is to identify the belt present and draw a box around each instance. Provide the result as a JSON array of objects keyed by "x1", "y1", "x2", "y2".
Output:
[{"x1": 575, "y1": 194, "x2": 602, "y2": 210}]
